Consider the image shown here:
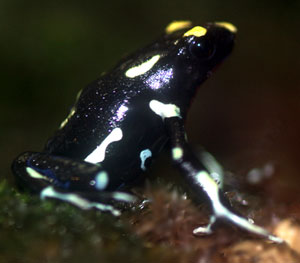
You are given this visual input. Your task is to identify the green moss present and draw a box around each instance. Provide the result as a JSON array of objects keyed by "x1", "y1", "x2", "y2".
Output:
[{"x1": 0, "y1": 180, "x2": 176, "y2": 263}]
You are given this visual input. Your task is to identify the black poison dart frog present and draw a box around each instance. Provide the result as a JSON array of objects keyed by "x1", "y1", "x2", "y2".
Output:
[{"x1": 12, "y1": 21, "x2": 283, "y2": 243}]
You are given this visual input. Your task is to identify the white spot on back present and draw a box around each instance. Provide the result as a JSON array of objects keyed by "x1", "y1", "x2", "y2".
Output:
[
  {"x1": 139, "y1": 149, "x2": 152, "y2": 171},
  {"x1": 149, "y1": 100, "x2": 181, "y2": 120},
  {"x1": 125, "y1": 55, "x2": 160, "y2": 78},
  {"x1": 95, "y1": 171, "x2": 109, "y2": 190},
  {"x1": 84, "y1": 128, "x2": 123, "y2": 164}
]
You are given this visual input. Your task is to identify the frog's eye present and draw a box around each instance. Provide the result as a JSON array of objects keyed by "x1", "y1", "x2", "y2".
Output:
[{"x1": 189, "y1": 38, "x2": 215, "y2": 60}]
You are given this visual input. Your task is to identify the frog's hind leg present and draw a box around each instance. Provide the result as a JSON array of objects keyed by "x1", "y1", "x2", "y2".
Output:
[
  {"x1": 164, "y1": 117, "x2": 283, "y2": 243},
  {"x1": 12, "y1": 151, "x2": 136, "y2": 216}
]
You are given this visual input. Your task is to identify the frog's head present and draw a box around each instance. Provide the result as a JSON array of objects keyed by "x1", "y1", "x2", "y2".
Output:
[
  {"x1": 164, "y1": 21, "x2": 236, "y2": 97},
  {"x1": 119, "y1": 21, "x2": 236, "y2": 110}
]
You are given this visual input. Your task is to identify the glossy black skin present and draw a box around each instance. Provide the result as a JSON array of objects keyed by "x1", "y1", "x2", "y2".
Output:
[{"x1": 12, "y1": 22, "x2": 235, "y2": 199}]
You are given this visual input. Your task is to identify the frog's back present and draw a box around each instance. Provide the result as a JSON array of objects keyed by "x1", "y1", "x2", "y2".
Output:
[{"x1": 45, "y1": 74, "x2": 168, "y2": 178}]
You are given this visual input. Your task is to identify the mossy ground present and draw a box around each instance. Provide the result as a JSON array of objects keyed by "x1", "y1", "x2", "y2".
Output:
[
  {"x1": 0, "y1": 180, "x2": 151, "y2": 263},
  {"x1": 1, "y1": 178, "x2": 300, "y2": 263}
]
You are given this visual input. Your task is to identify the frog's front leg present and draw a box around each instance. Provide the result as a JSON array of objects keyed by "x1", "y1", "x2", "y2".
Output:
[
  {"x1": 12, "y1": 152, "x2": 136, "y2": 216},
  {"x1": 164, "y1": 116, "x2": 283, "y2": 243}
]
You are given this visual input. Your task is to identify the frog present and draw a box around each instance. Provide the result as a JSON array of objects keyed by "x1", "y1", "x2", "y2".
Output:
[{"x1": 11, "y1": 21, "x2": 283, "y2": 243}]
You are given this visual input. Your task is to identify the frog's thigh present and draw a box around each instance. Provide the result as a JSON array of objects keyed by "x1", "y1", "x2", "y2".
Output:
[{"x1": 12, "y1": 151, "x2": 135, "y2": 215}]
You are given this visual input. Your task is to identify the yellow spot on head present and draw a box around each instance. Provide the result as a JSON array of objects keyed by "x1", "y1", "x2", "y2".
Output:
[
  {"x1": 165, "y1": 20, "x2": 192, "y2": 34},
  {"x1": 183, "y1": 26, "x2": 207, "y2": 37},
  {"x1": 215, "y1": 22, "x2": 237, "y2": 33}
]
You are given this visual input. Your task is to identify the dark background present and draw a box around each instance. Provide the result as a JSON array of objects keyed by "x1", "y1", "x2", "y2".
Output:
[{"x1": 0, "y1": 1, "x2": 300, "y2": 260}]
